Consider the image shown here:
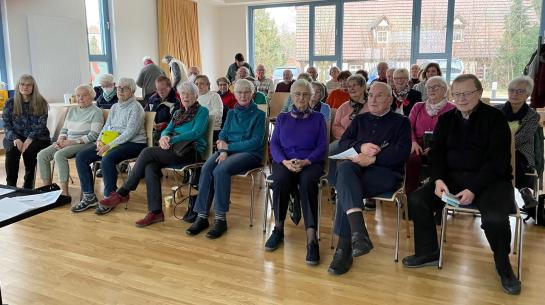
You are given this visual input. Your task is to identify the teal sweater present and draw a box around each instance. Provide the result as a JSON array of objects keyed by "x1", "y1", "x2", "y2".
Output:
[
  {"x1": 219, "y1": 102, "x2": 266, "y2": 160},
  {"x1": 161, "y1": 106, "x2": 209, "y2": 157}
]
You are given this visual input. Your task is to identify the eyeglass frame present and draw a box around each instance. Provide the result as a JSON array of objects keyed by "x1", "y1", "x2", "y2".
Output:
[{"x1": 452, "y1": 89, "x2": 481, "y2": 100}]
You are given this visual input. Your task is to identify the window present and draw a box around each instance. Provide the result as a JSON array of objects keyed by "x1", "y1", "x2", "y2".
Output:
[
  {"x1": 85, "y1": 0, "x2": 112, "y2": 85},
  {"x1": 0, "y1": 4, "x2": 7, "y2": 86},
  {"x1": 376, "y1": 30, "x2": 389, "y2": 43},
  {"x1": 374, "y1": 18, "x2": 390, "y2": 43}
]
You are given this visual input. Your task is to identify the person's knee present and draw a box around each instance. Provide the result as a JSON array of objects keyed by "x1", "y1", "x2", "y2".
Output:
[
  {"x1": 53, "y1": 150, "x2": 68, "y2": 163},
  {"x1": 37, "y1": 150, "x2": 48, "y2": 163},
  {"x1": 481, "y1": 212, "x2": 509, "y2": 231},
  {"x1": 408, "y1": 184, "x2": 433, "y2": 216},
  {"x1": 337, "y1": 161, "x2": 358, "y2": 179}
]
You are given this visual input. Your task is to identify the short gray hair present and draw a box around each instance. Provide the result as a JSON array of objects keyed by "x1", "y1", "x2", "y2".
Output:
[
  {"x1": 75, "y1": 84, "x2": 96, "y2": 99},
  {"x1": 426, "y1": 76, "x2": 448, "y2": 89},
  {"x1": 509, "y1": 76, "x2": 534, "y2": 95},
  {"x1": 290, "y1": 79, "x2": 314, "y2": 96},
  {"x1": 234, "y1": 79, "x2": 255, "y2": 94},
  {"x1": 394, "y1": 68, "x2": 409, "y2": 78},
  {"x1": 99, "y1": 74, "x2": 114, "y2": 85},
  {"x1": 371, "y1": 81, "x2": 393, "y2": 96},
  {"x1": 117, "y1": 77, "x2": 137, "y2": 93},
  {"x1": 178, "y1": 81, "x2": 199, "y2": 96},
  {"x1": 347, "y1": 74, "x2": 367, "y2": 89}
]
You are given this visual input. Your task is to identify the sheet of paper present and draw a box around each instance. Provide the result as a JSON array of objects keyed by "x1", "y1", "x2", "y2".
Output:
[
  {"x1": 0, "y1": 190, "x2": 62, "y2": 223},
  {"x1": 0, "y1": 188, "x2": 16, "y2": 196},
  {"x1": 0, "y1": 198, "x2": 32, "y2": 222},
  {"x1": 329, "y1": 147, "x2": 358, "y2": 160}
]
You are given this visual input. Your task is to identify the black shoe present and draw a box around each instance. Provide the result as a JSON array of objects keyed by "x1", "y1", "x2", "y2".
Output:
[
  {"x1": 328, "y1": 248, "x2": 353, "y2": 275},
  {"x1": 498, "y1": 268, "x2": 521, "y2": 295},
  {"x1": 364, "y1": 199, "x2": 376, "y2": 211},
  {"x1": 182, "y1": 195, "x2": 198, "y2": 223},
  {"x1": 186, "y1": 216, "x2": 209, "y2": 236},
  {"x1": 305, "y1": 241, "x2": 320, "y2": 265},
  {"x1": 264, "y1": 229, "x2": 284, "y2": 251},
  {"x1": 206, "y1": 219, "x2": 227, "y2": 239},
  {"x1": 520, "y1": 187, "x2": 538, "y2": 210},
  {"x1": 351, "y1": 231, "x2": 374, "y2": 257},
  {"x1": 402, "y1": 251, "x2": 440, "y2": 268},
  {"x1": 57, "y1": 195, "x2": 72, "y2": 205}
]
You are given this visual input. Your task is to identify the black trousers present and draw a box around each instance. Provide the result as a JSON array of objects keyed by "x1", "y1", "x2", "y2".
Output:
[
  {"x1": 122, "y1": 146, "x2": 197, "y2": 212},
  {"x1": 271, "y1": 162, "x2": 323, "y2": 229},
  {"x1": 409, "y1": 178, "x2": 513, "y2": 258},
  {"x1": 334, "y1": 161, "x2": 402, "y2": 237},
  {"x1": 4, "y1": 138, "x2": 50, "y2": 189}
]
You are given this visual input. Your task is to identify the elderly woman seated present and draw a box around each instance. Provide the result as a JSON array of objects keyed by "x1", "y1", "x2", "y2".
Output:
[
  {"x1": 413, "y1": 63, "x2": 442, "y2": 101},
  {"x1": 265, "y1": 79, "x2": 328, "y2": 264},
  {"x1": 95, "y1": 73, "x2": 118, "y2": 109},
  {"x1": 99, "y1": 82, "x2": 209, "y2": 226},
  {"x1": 326, "y1": 70, "x2": 352, "y2": 109},
  {"x1": 280, "y1": 73, "x2": 318, "y2": 113},
  {"x1": 497, "y1": 76, "x2": 541, "y2": 209},
  {"x1": 37, "y1": 85, "x2": 104, "y2": 197},
  {"x1": 195, "y1": 75, "x2": 223, "y2": 140},
  {"x1": 405, "y1": 76, "x2": 455, "y2": 194},
  {"x1": 392, "y1": 68, "x2": 422, "y2": 116},
  {"x1": 186, "y1": 79, "x2": 266, "y2": 239},
  {"x1": 217, "y1": 77, "x2": 237, "y2": 110},
  {"x1": 73, "y1": 77, "x2": 147, "y2": 215}
]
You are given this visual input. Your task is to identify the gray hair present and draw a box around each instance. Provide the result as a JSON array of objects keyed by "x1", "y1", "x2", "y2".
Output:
[
  {"x1": 75, "y1": 84, "x2": 96, "y2": 99},
  {"x1": 426, "y1": 76, "x2": 448, "y2": 90},
  {"x1": 117, "y1": 77, "x2": 137, "y2": 93},
  {"x1": 178, "y1": 81, "x2": 199, "y2": 96},
  {"x1": 290, "y1": 79, "x2": 315, "y2": 96},
  {"x1": 311, "y1": 81, "x2": 326, "y2": 101},
  {"x1": 393, "y1": 68, "x2": 409, "y2": 78},
  {"x1": 297, "y1": 72, "x2": 313, "y2": 82},
  {"x1": 99, "y1": 74, "x2": 115, "y2": 85},
  {"x1": 509, "y1": 76, "x2": 534, "y2": 95},
  {"x1": 371, "y1": 81, "x2": 393, "y2": 96},
  {"x1": 234, "y1": 79, "x2": 255, "y2": 94},
  {"x1": 347, "y1": 74, "x2": 367, "y2": 89}
]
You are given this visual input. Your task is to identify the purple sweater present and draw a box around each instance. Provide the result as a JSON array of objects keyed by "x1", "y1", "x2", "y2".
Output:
[{"x1": 271, "y1": 111, "x2": 328, "y2": 164}]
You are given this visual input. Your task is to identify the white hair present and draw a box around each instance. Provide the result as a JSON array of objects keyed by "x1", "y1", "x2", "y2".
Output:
[
  {"x1": 509, "y1": 76, "x2": 534, "y2": 95},
  {"x1": 371, "y1": 81, "x2": 393, "y2": 96},
  {"x1": 75, "y1": 84, "x2": 96, "y2": 99},
  {"x1": 99, "y1": 74, "x2": 115, "y2": 85},
  {"x1": 142, "y1": 56, "x2": 151, "y2": 62},
  {"x1": 178, "y1": 81, "x2": 199, "y2": 96},
  {"x1": 290, "y1": 79, "x2": 315, "y2": 96},
  {"x1": 117, "y1": 77, "x2": 137, "y2": 93},
  {"x1": 426, "y1": 76, "x2": 448, "y2": 89},
  {"x1": 234, "y1": 79, "x2": 255, "y2": 94}
]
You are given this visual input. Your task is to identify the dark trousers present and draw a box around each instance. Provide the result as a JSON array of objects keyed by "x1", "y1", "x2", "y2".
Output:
[
  {"x1": 271, "y1": 162, "x2": 324, "y2": 229},
  {"x1": 409, "y1": 179, "x2": 513, "y2": 258},
  {"x1": 193, "y1": 152, "x2": 261, "y2": 215},
  {"x1": 75, "y1": 142, "x2": 147, "y2": 195},
  {"x1": 515, "y1": 151, "x2": 534, "y2": 189},
  {"x1": 334, "y1": 161, "x2": 402, "y2": 237},
  {"x1": 4, "y1": 138, "x2": 50, "y2": 188},
  {"x1": 122, "y1": 146, "x2": 197, "y2": 212},
  {"x1": 405, "y1": 152, "x2": 427, "y2": 194}
]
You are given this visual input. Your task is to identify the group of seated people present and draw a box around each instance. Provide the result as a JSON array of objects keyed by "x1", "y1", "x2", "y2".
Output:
[{"x1": 3, "y1": 55, "x2": 541, "y2": 295}]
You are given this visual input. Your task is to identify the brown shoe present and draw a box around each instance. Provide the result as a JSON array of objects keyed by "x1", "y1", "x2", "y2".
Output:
[
  {"x1": 100, "y1": 192, "x2": 129, "y2": 207},
  {"x1": 135, "y1": 212, "x2": 165, "y2": 227}
]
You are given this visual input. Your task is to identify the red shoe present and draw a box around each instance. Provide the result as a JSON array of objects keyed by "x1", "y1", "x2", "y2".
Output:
[
  {"x1": 135, "y1": 212, "x2": 165, "y2": 227},
  {"x1": 99, "y1": 192, "x2": 129, "y2": 207}
]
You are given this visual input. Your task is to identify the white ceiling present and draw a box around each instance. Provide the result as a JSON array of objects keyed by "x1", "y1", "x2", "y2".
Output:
[{"x1": 200, "y1": 0, "x2": 310, "y2": 6}]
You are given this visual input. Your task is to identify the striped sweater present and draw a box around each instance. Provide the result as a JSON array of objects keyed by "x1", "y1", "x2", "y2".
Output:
[
  {"x1": 99, "y1": 97, "x2": 147, "y2": 146},
  {"x1": 59, "y1": 105, "x2": 104, "y2": 143}
]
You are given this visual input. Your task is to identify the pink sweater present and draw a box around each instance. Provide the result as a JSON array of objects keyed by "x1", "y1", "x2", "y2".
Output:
[
  {"x1": 332, "y1": 100, "x2": 368, "y2": 140},
  {"x1": 408, "y1": 101, "x2": 456, "y2": 142}
]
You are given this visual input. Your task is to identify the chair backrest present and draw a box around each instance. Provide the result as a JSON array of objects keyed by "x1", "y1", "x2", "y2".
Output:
[
  {"x1": 47, "y1": 106, "x2": 70, "y2": 141},
  {"x1": 202, "y1": 115, "x2": 215, "y2": 161},
  {"x1": 144, "y1": 111, "x2": 156, "y2": 147},
  {"x1": 260, "y1": 118, "x2": 270, "y2": 167},
  {"x1": 102, "y1": 109, "x2": 110, "y2": 122},
  {"x1": 481, "y1": 97, "x2": 491, "y2": 105},
  {"x1": 510, "y1": 130, "x2": 516, "y2": 187},
  {"x1": 257, "y1": 103, "x2": 269, "y2": 116},
  {"x1": 329, "y1": 108, "x2": 337, "y2": 143},
  {"x1": 269, "y1": 92, "x2": 290, "y2": 118},
  {"x1": 322, "y1": 119, "x2": 333, "y2": 176}
]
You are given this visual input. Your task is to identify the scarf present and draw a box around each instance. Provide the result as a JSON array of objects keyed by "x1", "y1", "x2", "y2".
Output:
[
  {"x1": 349, "y1": 99, "x2": 364, "y2": 120},
  {"x1": 235, "y1": 101, "x2": 253, "y2": 110},
  {"x1": 501, "y1": 101, "x2": 529, "y2": 122},
  {"x1": 102, "y1": 87, "x2": 116, "y2": 102},
  {"x1": 393, "y1": 86, "x2": 411, "y2": 109},
  {"x1": 425, "y1": 98, "x2": 448, "y2": 116},
  {"x1": 310, "y1": 101, "x2": 322, "y2": 113},
  {"x1": 290, "y1": 105, "x2": 312, "y2": 119},
  {"x1": 172, "y1": 102, "x2": 200, "y2": 127}
]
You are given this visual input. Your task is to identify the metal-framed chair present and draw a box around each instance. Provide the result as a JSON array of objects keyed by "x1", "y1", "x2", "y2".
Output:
[{"x1": 268, "y1": 92, "x2": 290, "y2": 119}]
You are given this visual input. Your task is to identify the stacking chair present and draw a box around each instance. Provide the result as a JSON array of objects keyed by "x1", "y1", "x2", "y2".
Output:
[
  {"x1": 438, "y1": 132, "x2": 523, "y2": 280},
  {"x1": 268, "y1": 92, "x2": 290, "y2": 119}
]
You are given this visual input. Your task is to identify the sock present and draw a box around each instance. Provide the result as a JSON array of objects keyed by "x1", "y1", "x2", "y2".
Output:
[
  {"x1": 197, "y1": 213, "x2": 208, "y2": 219},
  {"x1": 274, "y1": 220, "x2": 284, "y2": 232},
  {"x1": 117, "y1": 187, "x2": 129, "y2": 197},
  {"x1": 337, "y1": 235, "x2": 351, "y2": 252},
  {"x1": 151, "y1": 210, "x2": 162, "y2": 215},
  {"x1": 215, "y1": 212, "x2": 226, "y2": 221},
  {"x1": 306, "y1": 227, "x2": 317, "y2": 245},
  {"x1": 347, "y1": 211, "x2": 365, "y2": 235}
]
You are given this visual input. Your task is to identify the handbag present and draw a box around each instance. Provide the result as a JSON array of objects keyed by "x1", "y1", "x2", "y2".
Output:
[{"x1": 171, "y1": 140, "x2": 195, "y2": 157}]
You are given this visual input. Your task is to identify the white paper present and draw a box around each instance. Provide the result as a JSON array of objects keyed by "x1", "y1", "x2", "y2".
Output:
[
  {"x1": 329, "y1": 148, "x2": 358, "y2": 160},
  {"x1": 0, "y1": 188, "x2": 15, "y2": 196},
  {"x1": 0, "y1": 190, "x2": 62, "y2": 223}
]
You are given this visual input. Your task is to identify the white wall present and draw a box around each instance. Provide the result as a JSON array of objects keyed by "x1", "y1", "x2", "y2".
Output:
[
  {"x1": 217, "y1": 5, "x2": 248, "y2": 80},
  {"x1": 198, "y1": 0, "x2": 220, "y2": 84},
  {"x1": 110, "y1": 0, "x2": 158, "y2": 96}
]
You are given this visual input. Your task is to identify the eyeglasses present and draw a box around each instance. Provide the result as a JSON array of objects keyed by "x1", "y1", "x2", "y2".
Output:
[
  {"x1": 235, "y1": 90, "x2": 253, "y2": 95},
  {"x1": 452, "y1": 89, "x2": 480, "y2": 100},
  {"x1": 394, "y1": 77, "x2": 408, "y2": 81},
  {"x1": 116, "y1": 86, "x2": 131, "y2": 92},
  {"x1": 508, "y1": 88, "x2": 527, "y2": 95},
  {"x1": 426, "y1": 85, "x2": 443, "y2": 91},
  {"x1": 293, "y1": 92, "x2": 311, "y2": 98}
]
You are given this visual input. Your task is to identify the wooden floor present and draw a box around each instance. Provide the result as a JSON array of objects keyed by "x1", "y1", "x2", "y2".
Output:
[{"x1": 1, "y1": 158, "x2": 545, "y2": 305}]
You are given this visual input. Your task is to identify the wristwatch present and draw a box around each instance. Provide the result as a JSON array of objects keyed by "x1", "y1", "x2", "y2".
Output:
[{"x1": 77, "y1": 139, "x2": 84, "y2": 144}]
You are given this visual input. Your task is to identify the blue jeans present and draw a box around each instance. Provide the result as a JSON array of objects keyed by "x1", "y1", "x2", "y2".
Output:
[
  {"x1": 75, "y1": 142, "x2": 147, "y2": 195},
  {"x1": 194, "y1": 152, "x2": 261, "y2": 215}
]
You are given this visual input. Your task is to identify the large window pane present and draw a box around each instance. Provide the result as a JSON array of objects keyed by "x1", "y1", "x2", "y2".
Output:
[
  {"x1": 313, "y1": 60, "x2": 338, "y2": 83},
  {"x1": 85, "y1": 0, "x2": 106, "y2": 55},
  {"x1": 342, "y1": 1, "x2": 413, "y2": 78},
  {"x1": 90, "y1": 61, "x2": 109, "y2": 86},
  {"x1": 254, "y1": 6, "x2": 309, "y2": 81},
  {"x1": 314, "y1": 5, "x2": 336, "y2": 56},
  {"x1": 419, "y1": 0, "x2": 448, "y2": 53},
  {"x1": 452, "y1": 0, "x2": 541, "y2": 99}
]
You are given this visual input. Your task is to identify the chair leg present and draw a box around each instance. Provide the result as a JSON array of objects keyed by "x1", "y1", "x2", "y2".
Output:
[
  {"x1": 263, "y1": 182, "x2": 271, "y2": 233},
  {"x1": 395, "y1": 197, "x2": 401, "y2": 262},
  {"x1": 438, "y1": 207, "x2": 448, "y2": 269},
  {"x1": 513, "y1": 216, "x2": 520, "y2": 255},
  {"x1": 402, "y1": 194, "x2": 411, "y2": 238},
  {"x1": 330, "y1": 195, "x2": 337, "y2": 250},
  {"x1": 517, "y1": 216, "x2": 523, "y2": 280},
  {"x1": 317, "y1": 182, "x2": 322, "y2": 241},
  {"x1": 249, "y1": 174, "x2": 255, "y2": 227}
]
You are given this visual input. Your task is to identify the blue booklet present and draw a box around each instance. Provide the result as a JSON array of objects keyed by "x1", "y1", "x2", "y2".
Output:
[{"x1": 441, "y1": 192, "x2": 460, "y2": 208}]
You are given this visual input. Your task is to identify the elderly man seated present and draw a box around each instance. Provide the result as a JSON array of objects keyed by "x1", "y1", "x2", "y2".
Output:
[
  {"x1": 145, "y1": 76, "x2": 180, "y2": 141},
  {"x1": 275, "y1": 69, "x2": 295, "y2": 93},
  {"x1": 402, "y1": 74, "x2": 521, "y2": 295},
  {"x1": 328, "y1": 82, "x2": 411, "y2": 275}
]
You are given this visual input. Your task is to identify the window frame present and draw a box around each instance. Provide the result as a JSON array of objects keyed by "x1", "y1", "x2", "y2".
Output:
[
  {"x1": 0, "y1": 4, "x2": 7, "y2": 86},
  {"x1": 85, "y1": 0, "x2": 113, "y2": 75}
]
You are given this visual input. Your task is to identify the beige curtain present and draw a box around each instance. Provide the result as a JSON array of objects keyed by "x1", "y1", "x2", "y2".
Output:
[{"x1": 157, "y1": 0, "x2": 201, "y2": 72}]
